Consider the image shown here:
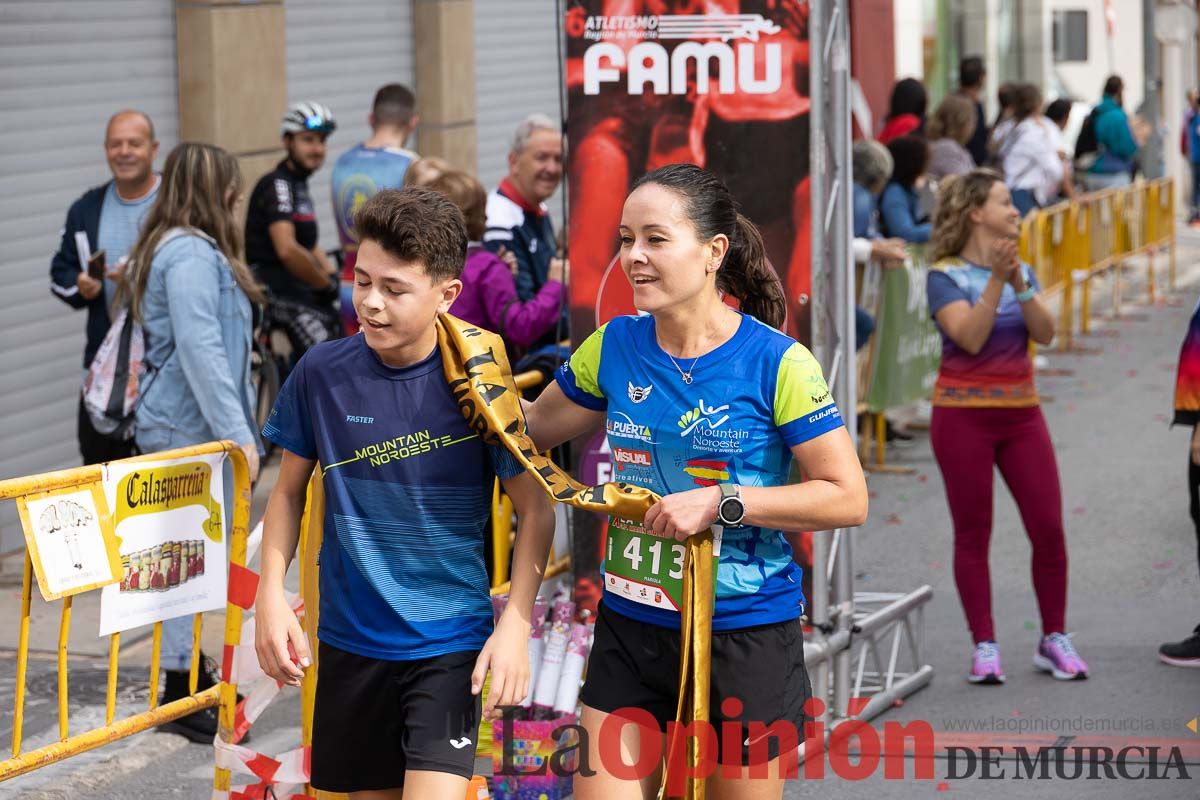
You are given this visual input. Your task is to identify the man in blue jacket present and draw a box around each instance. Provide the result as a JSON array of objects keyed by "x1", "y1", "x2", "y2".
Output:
[
  {"x1": 483, "y1": 113, "x2": 567, "y2": 357},
  {"x1": 1082, "y1": 75, "x2": 1139, "y2": 191},
  {"x1": 49, "y1": 110, "x2": 160, "y2": 464}
]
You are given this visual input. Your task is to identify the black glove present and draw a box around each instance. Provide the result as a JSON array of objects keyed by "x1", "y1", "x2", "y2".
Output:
[{"x1": 314, "y1": 274, "x2": 339, "y2": 306}]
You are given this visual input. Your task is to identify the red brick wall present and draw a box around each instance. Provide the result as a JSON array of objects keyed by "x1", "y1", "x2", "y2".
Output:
[{"x1": 850, "y1": 0, "x2": 896, "y2": 138}]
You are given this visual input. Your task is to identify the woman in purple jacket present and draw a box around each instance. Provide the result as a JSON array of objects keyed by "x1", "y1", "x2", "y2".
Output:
[{"x1": 427, "y1": 170, "x2": 565, "y2": 353}]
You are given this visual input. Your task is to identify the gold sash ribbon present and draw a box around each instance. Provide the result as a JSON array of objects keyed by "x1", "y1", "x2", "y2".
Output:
[{"x1": 436, "y1": 314, "x2": 712, "y2": 799}]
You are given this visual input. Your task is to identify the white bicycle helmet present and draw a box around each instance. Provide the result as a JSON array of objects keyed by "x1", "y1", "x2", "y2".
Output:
[{"x1": 280, "y1": 101, "x2": 337, "y2": 136}]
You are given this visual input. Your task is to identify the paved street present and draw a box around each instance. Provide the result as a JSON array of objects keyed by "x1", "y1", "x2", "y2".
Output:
[
  {"x1": 1, "y1": 242, "x2": 1199, "y2": 798},
  {"x1": 783, "y1": 241, "x2": 1200, "y2": 798}
]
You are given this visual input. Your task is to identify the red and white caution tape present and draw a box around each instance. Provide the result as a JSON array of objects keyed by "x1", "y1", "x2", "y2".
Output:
[{"x1": 213, "y1": 559, "x2": 310, "y2": 796}]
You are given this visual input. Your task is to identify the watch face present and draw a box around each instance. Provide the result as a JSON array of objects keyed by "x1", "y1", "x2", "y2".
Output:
[{"x1": 720, "y1": 497, "x2": 745, "y2": 525}]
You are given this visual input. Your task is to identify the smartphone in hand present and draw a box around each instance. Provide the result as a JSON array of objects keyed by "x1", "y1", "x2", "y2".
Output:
[{"x1": 87, "y1": 249, "x2": 106, "y2": 281}]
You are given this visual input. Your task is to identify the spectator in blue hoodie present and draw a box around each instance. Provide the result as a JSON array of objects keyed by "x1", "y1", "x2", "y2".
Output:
[
  {"x1": 880, "y1": 135, "x2": 933, "y2": 243},
  {"x1": 1082, "y1": 75, "x2": 1138, "y2": 191}
]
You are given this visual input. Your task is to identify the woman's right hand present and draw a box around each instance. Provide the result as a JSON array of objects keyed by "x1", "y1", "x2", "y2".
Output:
[
  {"x1": 988, "y1": 237, "x2": 1020, "y2": 282},
  {"x1": 239, "y1": 442, "x2": 261, "y2": 484},
  {"x1": 254, "y1": 588, "x2": 310, "y2": 686}
]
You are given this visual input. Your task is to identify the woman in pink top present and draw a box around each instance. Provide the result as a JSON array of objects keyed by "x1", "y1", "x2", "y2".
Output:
[
  {"x1": 426, "y1": 170, "x2": 566, "y2": 353},
  {"x1": 926, "y1": 170, "x2": 1089, "y2": 686}
]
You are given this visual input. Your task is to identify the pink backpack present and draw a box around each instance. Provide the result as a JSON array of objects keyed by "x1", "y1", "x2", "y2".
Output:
[{"x1": 81, "y1": 229, "x2": 196, "y2": 440}]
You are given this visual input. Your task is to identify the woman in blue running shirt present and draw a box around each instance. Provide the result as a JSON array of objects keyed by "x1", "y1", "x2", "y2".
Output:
[{"x1": 524, "y1": 164, "x2": 868, "y2": 798}]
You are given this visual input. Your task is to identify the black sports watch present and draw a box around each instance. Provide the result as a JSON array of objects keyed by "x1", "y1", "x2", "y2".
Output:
[{"x1": 717, "y1": 483, "x2": 746, "y2": 527}]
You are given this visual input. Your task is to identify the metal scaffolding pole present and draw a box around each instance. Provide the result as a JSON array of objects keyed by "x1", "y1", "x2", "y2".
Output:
[
  {"x1": 808, "y1": 0, "x2": 856, "y2": 721},
  {"x1": 805, "y1": 0, "x2": 936, "y2": 737},
  {"x1": 805, "y1": 0, "x2": 935, "y2": 745}
]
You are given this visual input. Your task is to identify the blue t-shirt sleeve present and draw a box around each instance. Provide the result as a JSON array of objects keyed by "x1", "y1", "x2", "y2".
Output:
[
  {"x1": 773, "y1": 342, "x2": 844, "y2": 446},
  {"x1": 927, "y1": 269, "x2": 968, "y2": 317},
  {"x1": 262, "y1": 353, "x2": 317, "y2": 459},
  {"x1": 554, "y1": 324, "x2": 608, "y2": 411},
  {"x1": 489, "y1": 443, "x2": 525, "y2": 481}
]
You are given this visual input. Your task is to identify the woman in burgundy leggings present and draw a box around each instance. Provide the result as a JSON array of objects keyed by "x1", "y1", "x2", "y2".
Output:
[{"x1": 925, "y1": 169, "x2": 1089, "y2": 684}]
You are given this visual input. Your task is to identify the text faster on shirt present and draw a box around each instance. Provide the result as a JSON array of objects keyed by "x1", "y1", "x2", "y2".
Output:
[
  {"x1": 555, "y1": 314, "x2": 844, "y2": 631},
  {"x1": 262, "y1": 335, "x2": 523, "y2": 660}
]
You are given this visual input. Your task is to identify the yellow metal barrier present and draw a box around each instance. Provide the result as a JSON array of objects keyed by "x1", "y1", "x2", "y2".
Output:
[
  {"x1": 1017, "y1": 177, "x2": 1176, "y2": 349},
  {"x1": 0, "y1": 441, "x2": 249, "y2": 792}
]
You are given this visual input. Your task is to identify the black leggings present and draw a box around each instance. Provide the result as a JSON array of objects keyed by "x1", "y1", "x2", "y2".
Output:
[{"x1": 1188, "y1": 456, "x2": 1200, "y2": 582}]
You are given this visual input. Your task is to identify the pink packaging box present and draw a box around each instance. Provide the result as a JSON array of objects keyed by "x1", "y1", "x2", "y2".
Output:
[{"x1": 491, "y1": 713, "x2": 580, "y2": 800}]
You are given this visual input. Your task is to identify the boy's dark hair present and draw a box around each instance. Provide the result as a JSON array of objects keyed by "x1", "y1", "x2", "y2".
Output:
[
  {"x1": 372, "y1": 83, "x2": 416, "y2": 128},
  {"x1": 1045, "y1": 98, "x2": 1072, "y2": 125},
  {"x1": 959, "y1": 56, "x2": 985, "y2": 90},
  {"x1": 354, "y1": 188, "x2": 467, "y2": 282},
  {"x1": 1103, "y1": 75, "x2": 1124, "y2": 98}
]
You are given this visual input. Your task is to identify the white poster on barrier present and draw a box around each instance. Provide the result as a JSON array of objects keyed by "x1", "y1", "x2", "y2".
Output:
[
  {"x1": 17, "y1": 484, "x2": 122, "y2": 601},
  {"x1": 98, "y1": 452, "x2": 228, "y2": 636}
]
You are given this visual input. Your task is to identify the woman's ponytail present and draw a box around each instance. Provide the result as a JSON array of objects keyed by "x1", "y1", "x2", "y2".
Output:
[
  {"x1": 633, "y1": 164, "x2": 788, "y2": 331},
  {"x1": 718, "y1": 213, "x2": 786, "y2": 330}
]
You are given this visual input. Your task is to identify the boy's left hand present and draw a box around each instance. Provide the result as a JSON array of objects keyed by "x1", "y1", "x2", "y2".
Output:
[{"x1": 472, "y1": 610, "x2": 532, "y2": 720}]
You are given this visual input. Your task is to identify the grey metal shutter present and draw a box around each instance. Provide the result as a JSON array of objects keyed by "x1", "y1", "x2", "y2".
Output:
[
  {"x1": 474, "y1": 1, "x2": 565, "y2": 200},
  {"x1": 285, "y1": 0, "x2": 416, "y2": 253},
  {"x1": 0, "y1": 1, "x2": 180, "y2": 552}
]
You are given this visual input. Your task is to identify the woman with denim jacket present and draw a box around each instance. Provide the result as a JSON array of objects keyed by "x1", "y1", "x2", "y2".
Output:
[
  {"x1": 880, "y1": 135, "x2": 933, "y2": 243},
  {"x1": 117, "y1": 141, "x2": 265, "y2": 742}
]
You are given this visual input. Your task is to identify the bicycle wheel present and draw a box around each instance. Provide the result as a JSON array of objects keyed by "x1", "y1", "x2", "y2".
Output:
[{"x1": 253, "y1": 347, "x2": 281, "y2": 460}]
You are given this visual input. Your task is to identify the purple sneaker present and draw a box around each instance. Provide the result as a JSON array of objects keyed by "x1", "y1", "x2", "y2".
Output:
[
  {"x1": 1034, "y1": 632, "x2": 1089, "y2": 680},
  {"x1": 968, "y1": 641, "x2": 1005, "y2": 684}
]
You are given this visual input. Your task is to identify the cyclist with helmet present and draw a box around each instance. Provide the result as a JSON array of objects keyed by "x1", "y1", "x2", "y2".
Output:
[{"x1": 245, "y1": 101, "x2": 341, "y2": 359}]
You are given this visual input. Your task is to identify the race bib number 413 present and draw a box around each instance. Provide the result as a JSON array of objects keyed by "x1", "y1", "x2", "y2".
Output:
[{"x1": 604, "y1": 518, "x2": 720, "y2": 612}]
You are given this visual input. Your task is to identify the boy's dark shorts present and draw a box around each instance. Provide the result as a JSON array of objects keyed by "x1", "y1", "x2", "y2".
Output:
[
  {"x1": 579, "y1": 600, "x2": 811, "y2": 764},
  {"x1": 310, "y1": 641, "x2": 481, "y2": 792}
]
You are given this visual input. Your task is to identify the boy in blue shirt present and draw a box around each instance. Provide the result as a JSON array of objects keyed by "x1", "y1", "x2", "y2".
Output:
[{"x1": 254, "y1": 188, "x2": 555, "y2": 798}]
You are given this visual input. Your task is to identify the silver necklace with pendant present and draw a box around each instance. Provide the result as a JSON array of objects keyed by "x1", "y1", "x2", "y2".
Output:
[{"x1": 666, "y1": 351, "x2": 701, "y2": 384}]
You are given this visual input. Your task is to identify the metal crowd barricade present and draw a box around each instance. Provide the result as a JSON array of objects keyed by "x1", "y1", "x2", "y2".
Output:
[
  {"x1": 0, "y1": 441, "x2": 249, "y2": 795},
  {"x1": 1017, "y1": 177, "x2": 1176, "y2": 349}
]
